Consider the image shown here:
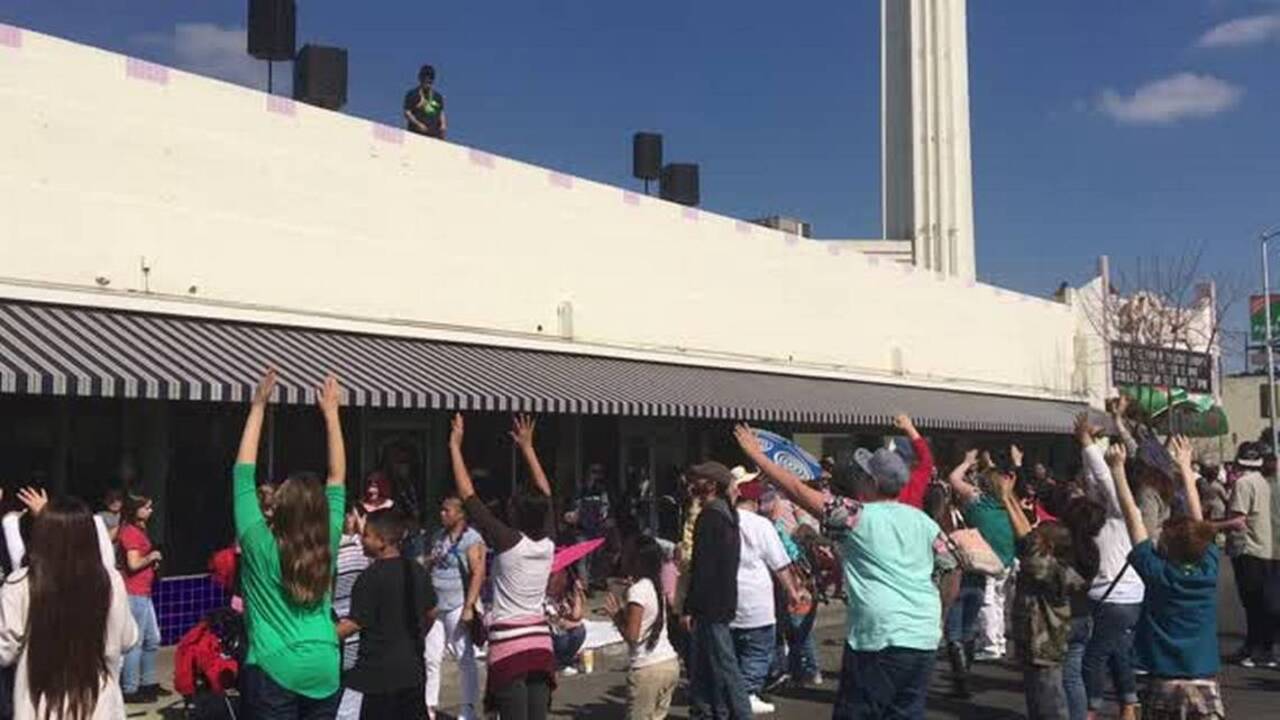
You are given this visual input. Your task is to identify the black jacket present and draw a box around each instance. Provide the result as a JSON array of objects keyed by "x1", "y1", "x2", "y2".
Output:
[{"x1": 684, "y1": 498, "x2": 740, "y2": 623}]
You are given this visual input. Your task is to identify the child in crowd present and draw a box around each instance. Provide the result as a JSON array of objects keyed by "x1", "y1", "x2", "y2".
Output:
[
  {"x1": 97, "y1": 488, "x2": 123, "y2": 542},
  {"x1": 119, "y1": 492, "x2": 166, "y2": 704},
  {"x1": 333, "y1": 504, "x2": 369, "y2": 720},
  {"x1": 1108, "y1": 436, "x2": 1225, "y2": 720},
  {"x1": 545, "y1": 568, "x2": 587, "y2": 673},
  {"x1": 994, "y1": 472, "x2": 1085, "y2": 720},
  {"x1": 337, "y1": 508, "x2": 436, "y2": 719},
  {"x1": 606, "y1": 535, "x2": 680, "y2": 720}
]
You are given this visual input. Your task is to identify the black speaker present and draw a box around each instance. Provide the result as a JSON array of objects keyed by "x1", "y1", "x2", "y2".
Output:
[
  {"x1": 633, "y1": 132, "x2": 663, "y2": 181},
  {"x1": 247, "y1": 0, "x2": 296, "y2": 61},
  {"x1": 660, "y1": 163, "x2": 700, "y2": 207},
  {"x1": 293, "y1": 45, "x2": 348, "y2": 110}
]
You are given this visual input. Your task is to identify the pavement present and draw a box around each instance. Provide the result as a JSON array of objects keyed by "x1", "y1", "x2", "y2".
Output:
[{"x1": 130, "y1": 561, "x2": 1279, "y2": 719}]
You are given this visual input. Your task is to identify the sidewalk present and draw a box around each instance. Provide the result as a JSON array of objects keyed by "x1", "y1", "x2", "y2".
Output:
[{"x1": 127, "y1": 599, "x2": 849, "y2": 718}]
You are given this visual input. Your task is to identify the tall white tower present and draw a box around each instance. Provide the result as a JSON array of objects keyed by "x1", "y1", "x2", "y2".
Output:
[{"x1": 882, "y1": 0, "x2": 976, "y2": 281}]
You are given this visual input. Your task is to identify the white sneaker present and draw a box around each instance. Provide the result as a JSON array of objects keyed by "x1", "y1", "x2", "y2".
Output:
[
  {"x1": 561, "y1": 666, "x2": 579, "y2": 676},
  {"x1": 749, "y1": 694, "x2": 775, "y2": 715}
]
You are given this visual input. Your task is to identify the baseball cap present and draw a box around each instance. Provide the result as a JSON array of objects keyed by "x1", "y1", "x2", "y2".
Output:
[{"x1": 854, "y1": 447, "x2": 910, "y2": 496}]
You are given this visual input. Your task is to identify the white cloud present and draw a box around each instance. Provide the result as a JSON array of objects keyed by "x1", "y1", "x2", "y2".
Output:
[
  {"x1": 134, "y1": 23, "x2": 279, "y2": 92},
  {"x1": 1197, "y1": 13, "x2": 1280, "y2": 48},
  {"x1": 1096, "y1": 73, "x2": 1243, "y2": 125}
]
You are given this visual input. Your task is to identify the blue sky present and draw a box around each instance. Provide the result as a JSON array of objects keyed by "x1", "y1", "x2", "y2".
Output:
[{"x1": 2, "y1": 1, "x2": 1277, "y2": 307}]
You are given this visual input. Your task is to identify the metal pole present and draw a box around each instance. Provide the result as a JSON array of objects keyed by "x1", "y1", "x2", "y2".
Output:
[
  {"x1": 1262, "y1": 231, "x2": 1278, "y2": 453},
  {"x1": 268, "y1": 60, "x2": 274, "y2": 94}
]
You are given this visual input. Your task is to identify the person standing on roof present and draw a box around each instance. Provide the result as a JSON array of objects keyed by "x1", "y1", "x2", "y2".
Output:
[{"x1": 404, "y1": 64, "x2": 447, "y2": 139}]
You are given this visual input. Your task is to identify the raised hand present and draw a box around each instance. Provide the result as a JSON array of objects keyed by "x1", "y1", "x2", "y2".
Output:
[
  {"x1": 449, "y1": 413, "x2": 465, "y2": 450},
  {"x1": 1010, "y1": 444, "x2": 1024, "y2": 468},
  {"x1": 509, "y1": 414, "x2": 537, "y2": 450},
  {"x1": 253, "y1": 368, "x2": 278, "y2": 406},
  {"x1": 894, "y1": 413, "x2": 921, "y2": 440},
  {"x1": 1074, "y1": 413, "x2": 1097, "y2": 446},
  {"x1": 16, "y1": 487, "x2": 48, "y2": 516},
  {"x1": 994, "y1": 471, "x2": 1016, "y2": 500},
  {"x1": 1105, "y1": 441, "x2": 1128, "y2": 469},
  {"x1": 1112, "y1": 393, "x2": 1131, "y2": 418},
  {"x1": 1169, "y1": 435, "x2": 1194, "y2": 470},
  {"x1": 963, "y1": 448, "x2": 979, "y2": 466},
  {"x1": 733, "y1": 424, "x2": 764, "y2": 459},
  {"x1": 318, "y1": 374, "x2": 342, "y2": 416}
]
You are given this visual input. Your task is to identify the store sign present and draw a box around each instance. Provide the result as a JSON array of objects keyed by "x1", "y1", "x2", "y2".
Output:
[
  {"x1": 1250, "y1": 294, "x2": 1280, "y2": 344},
  {"x1": 1110, "y1": 342, "x2": 1212, "y2": 392}
]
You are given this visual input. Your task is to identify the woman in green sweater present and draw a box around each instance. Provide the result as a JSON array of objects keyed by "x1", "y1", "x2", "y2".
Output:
[{"x1": 235, "y1": 369, "x2": 347, "y2": 719}]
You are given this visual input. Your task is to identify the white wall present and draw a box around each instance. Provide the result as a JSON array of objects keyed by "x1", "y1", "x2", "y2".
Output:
[
  {"x1": 1222, "y1": 375, "x2": 1267, "y2": 449},
  {"x1": 0, "y1": 28, "x2": 1079, "y2": 401}
]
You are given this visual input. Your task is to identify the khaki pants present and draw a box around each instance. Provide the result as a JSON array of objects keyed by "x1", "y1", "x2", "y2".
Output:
[{"x1": 627, "y1": 658, "x2": 680, "y2": 720}]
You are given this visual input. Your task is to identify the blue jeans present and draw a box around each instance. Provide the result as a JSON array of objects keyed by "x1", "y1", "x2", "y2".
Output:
[
  {"x1": 833, "y1": 644, "x2": 935, "y2": 720},
  {"x1": 121, "y1": 595, "x2": 160, "y2": 693},
  {"x1": 1083, "y1": 602, "x2": 1140, "y2": 712},
  {"x1": 552, "y1": 624, "x2": 587, "y2": 670},
  {"x1": 772, "y1": 610, "x2": 819, "y2": 681},
  {"x1": 689, "y1": 621, "x2": 753, "y2": 720},
  {"x1": 731, "y1": 625, "x2": 775, "y2": 695},
  {"x1": 1063, "y1": 615, "x2": 1092, "y2": 720},
  {"x1": 241, "y1": 665, "x2": 341, "y2": 720},
  {"x1": 944, "y1": 573, "x2": 986, "y2": 644}
]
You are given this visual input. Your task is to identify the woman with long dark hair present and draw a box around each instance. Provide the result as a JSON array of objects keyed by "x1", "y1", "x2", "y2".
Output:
[
  {"x1": 606, "y1": 535, "x2": 680, "y2": 720},
  {"x1": 0, "y1": 496, "x2": 138, "y2": 720},
  {"x1": 235, "y1": 369, "x2": 348, "y2": 719},
  {"x1": 118, "y1": 492, "x2": 164, "y2": 704}
]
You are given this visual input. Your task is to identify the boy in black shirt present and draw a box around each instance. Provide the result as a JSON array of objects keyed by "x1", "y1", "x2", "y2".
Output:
[{"x1": 338, "y1": 509, "x2": 437, "y2": 719}]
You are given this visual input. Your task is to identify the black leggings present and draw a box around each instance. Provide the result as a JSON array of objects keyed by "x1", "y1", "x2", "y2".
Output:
[
  {"x1": 1234, "y1": 555, "x2": 1278, "y2": 656},
  {"x1": 359, "y1": 686, "x2": 426, "y2": 720},
  {"x1": 490, "y1": 675, "x2": 551, "y2": 720}
]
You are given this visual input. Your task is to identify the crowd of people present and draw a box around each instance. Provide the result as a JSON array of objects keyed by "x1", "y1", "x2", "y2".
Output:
[{"x1": 0, "y1": 371, "x2": 1276, "y2": 719}]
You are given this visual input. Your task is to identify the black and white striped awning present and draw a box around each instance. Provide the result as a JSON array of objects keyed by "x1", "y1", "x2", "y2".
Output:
[{"x1": 0, "y1": 301, "x2": 1085, "y2": 433}]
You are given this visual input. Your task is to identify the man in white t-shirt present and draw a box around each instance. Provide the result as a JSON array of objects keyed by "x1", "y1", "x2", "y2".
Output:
[{"x1": 731, "y1": 472, "x2": 800, "y2": 715}]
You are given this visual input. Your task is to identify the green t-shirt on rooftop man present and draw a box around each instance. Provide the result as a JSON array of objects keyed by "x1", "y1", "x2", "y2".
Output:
[
  {"x1": 234, "y1": 462, "x2": 345, "y2": 699},
  {"x1": 963, "y1": 494, "x2": 1016, "y2": 569}
]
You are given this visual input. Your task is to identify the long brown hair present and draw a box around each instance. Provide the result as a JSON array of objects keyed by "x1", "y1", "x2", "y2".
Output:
[
  {"x1": 271, "y1": 474, "x2": 332, "y2": 607},
  {"x1": 25, "y1": 498, "x2": 111, "y2": 720},
  {"x1": 121, "y1": 492, "x2": 152, "y2": 528}
]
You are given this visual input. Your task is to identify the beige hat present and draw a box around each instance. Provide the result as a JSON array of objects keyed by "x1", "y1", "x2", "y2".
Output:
[{"x1": 730, "y1": 465, "x2": 761, "y2": 487}]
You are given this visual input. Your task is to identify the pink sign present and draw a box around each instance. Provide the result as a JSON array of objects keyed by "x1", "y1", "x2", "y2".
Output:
[
  {"x1": 0, "y1": 24, "x2": 22, "y2": 49},
  {"x1": 266, "y1": 96, "x2": 296, "y2": 116},
  {"x1": 125, "y1": 58, "x2": 169, "y2": 85},
  {"x1": 371, "y1": 124, "x2": 405, "y2": 144},
  {"x1": 468, "y1": 149, "x2": 496, "y2": 168}
]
